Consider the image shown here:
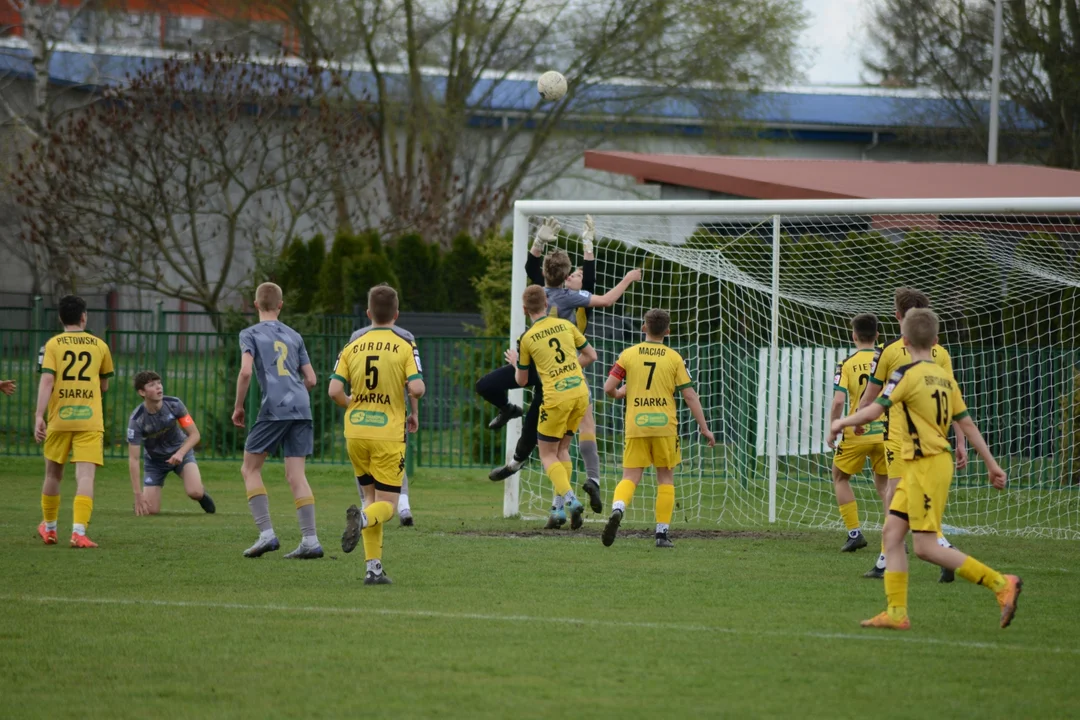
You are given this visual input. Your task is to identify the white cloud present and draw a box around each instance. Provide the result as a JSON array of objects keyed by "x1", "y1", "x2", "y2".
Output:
[{"x1": 800, "y1": 0, "x2": 868, "y2": 85}]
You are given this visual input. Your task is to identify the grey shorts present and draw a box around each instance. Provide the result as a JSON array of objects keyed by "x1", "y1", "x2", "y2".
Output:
[
  {"x1": 245, "y1": 419, "x2": 314, "y2": 457},
  {"x1": 143, "y1": 452, "x2": 197, "y2": 487}
]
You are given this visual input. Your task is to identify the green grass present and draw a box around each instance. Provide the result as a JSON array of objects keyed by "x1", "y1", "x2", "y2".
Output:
[{"x1": 1, "y1": 457, "x2": 1078, "y2": 719}]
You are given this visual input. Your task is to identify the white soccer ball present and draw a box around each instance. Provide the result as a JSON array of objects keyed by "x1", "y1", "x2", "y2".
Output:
[{"x1": 537, "y1": 71, "x2": 568, "y2": 102}]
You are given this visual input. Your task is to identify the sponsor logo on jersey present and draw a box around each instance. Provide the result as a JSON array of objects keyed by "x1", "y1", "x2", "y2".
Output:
[
  {"x1": 634, "y1": 412, "x2": 669, "y2": 427},
  {"x1": 349, "y1": 410, "x2": 389, "y2": 427},
  {"x1": 58, "y1": 406, "x2": 93, "y2": 421},
  {"x1": 554, "y1": 376, "x2": 583, "y2": 392}
]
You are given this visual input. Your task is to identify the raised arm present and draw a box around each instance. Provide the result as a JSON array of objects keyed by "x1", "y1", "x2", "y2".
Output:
[
  {"x1": 589, "y1": 269, "x2": 642, "y2": 308},
  {"x1": 581, "y1": 215, "x2": 596, "y2": 263},
  {"x1": 530, "y1": 217, "x2": 560, "y2": 258},
  {"x1": 525, "y1": 253, "x2": 545, "y2": 286}
]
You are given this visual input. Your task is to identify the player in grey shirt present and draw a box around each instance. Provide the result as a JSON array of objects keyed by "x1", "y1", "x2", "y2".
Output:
[
  {"x1": 232, "y1": 282, "x2": 321, "y2": 560},
  {"x1": 488, "y1": 217, "x2": 641, "y2": 524},
  {"x1": 127, "y1": 370, "x2": 215, "y2": 516},
  {"x1": 347, "y1": 324, "x2": 421, "y2": 526}
]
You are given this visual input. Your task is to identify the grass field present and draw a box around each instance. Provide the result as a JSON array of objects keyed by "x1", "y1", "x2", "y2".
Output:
[{"x1": 2, "y1": 457, "x2": 1078, "y2": 719}]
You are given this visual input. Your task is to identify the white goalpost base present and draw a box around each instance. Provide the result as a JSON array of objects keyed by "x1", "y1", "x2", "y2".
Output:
[{"x1": 505, "y1": 197, "x2": 1080, "y2": 539}]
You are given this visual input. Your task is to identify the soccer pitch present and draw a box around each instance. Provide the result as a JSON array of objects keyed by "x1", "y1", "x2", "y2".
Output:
[{"x1": 2, "y1": 458, "x2": 1077, "y2": 718}]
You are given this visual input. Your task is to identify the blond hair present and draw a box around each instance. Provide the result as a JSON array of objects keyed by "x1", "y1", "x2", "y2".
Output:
[
  {"x1": 255, "y1": 282, "x2": 283, "y2": 312},
  {"x1": 902, "y1": 308, "x2": 939, "y2": 350},
  {"x1": 523, "y1": 285, "x2": 548, "y2": 315}
]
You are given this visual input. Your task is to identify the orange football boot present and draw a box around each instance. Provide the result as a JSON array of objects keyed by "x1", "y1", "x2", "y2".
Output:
[
  {"x1": 860, "y1": 611, "x2": 911, "y2": 630},
  {"x1": 70, "y1": 533, "x2": 98, "y2": 549},
  {"x1": 37, "y1": 522, "x2": 57, "y2": 545},
  {"x1": 996, "y1": 575, "x2": 1023, "y2": 629}
]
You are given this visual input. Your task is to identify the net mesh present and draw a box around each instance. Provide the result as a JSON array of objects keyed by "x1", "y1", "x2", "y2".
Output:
[{"x1": 514, "y1": 210, "x2": 1080, "y2": 539}]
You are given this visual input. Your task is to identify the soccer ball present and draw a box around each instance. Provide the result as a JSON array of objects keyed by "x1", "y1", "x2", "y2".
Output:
[{"x1": 537, "y1": 71, "x2": 568, "y2": 102}]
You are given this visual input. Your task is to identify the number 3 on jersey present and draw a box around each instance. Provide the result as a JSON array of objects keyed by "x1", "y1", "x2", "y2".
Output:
[{"x1": 273, "y1": 340, "x2": 291, "y2": 377}]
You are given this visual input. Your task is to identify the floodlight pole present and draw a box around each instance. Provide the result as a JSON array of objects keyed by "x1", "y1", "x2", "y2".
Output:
[{"x1": 988, "y1": 0, "x2": 1004, "y2": 165}]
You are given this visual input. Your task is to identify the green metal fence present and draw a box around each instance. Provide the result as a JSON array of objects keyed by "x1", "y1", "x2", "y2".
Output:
[
  {"x1": 2, "y1": 322, "x2": 1078, "y2": 484},
  {"x1": 0, "y1": 326, "x2": 510, "y2": 470}
]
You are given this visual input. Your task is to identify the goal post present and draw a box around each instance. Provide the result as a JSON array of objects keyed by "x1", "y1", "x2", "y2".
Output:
[{"x1": 507, "y1": 197, "x2": 1080, "y2": 539}]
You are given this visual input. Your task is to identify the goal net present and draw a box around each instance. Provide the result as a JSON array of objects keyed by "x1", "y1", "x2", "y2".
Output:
[{"x1": 506, "y1": 198, "x2": 1080, "y2": 540}]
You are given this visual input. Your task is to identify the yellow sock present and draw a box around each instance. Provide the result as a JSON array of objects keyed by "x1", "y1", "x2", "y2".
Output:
[
  {"x1": 294, "y1": 495, "x2": 314, "y2": 509},
  {"x1": 547, "y1": 462, "x2": 572, "y2": 495},
  {"x1": 42, "y1": 494, "x2": 61, "y2": 524},
  {"x1": 884, "y1": 570, "x2": 908, "y2": 621},
  {"x1": 957, "y1": 556, "x2": 1008, "y2": 592},
  {"x1": 361, "y1": 501, "x2": 394, "y2": 561},
  {"x1": 838, "y1": 501, "x2": 859, "y2": 531},
  {"x1": 560, "y1": 461, "x2": 574, "y2": 486},
  {"x1": 656, "y1": 484, "x2": 675, "y2": 525},
  {"x1": 72, "y1": 495, "x2": 93, "y2": 530},
  {"x1": 613, "y1": 479, "x2": 636, "y2": 510},
  {"x1": 246, "y1": 486, "x2": 268, "y2": 500}
]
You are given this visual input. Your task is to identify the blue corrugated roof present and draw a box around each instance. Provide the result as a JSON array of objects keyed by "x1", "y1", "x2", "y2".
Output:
[{"x1": 0, "y1": 44, "x2": 1034, "y2": 133}]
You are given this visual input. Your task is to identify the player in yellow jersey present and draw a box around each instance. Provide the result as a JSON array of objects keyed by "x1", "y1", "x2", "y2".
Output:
[
  {"x1": 857, "y1": 288, "x2": 967, "y2": 581},
  {"x1": 331, "y1": 284, "x2": 425, "y2": 585},
  {"x1": 600, "y1": 309, "x2": 714, "y2": 548},
  {"x1": 827, "y1": 313, "x2": 888, "y2": 553},
  {"x1": 512, "y1": 285, "x2": 597, "y2": 529},
  {"x1": 833, "y1": 309, "x2": 1022, "y2": 630},
  {"x1": 33, "y1": 295, "x2": 114, "y2": 548}
]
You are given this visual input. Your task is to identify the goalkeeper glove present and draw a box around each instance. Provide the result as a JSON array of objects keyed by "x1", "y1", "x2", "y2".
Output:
[
  {"x1": 532, "y1": 216, "x2": 560, "y2": 254},
  {"x1": 581, "y1": 214, "x2": 595, "y2": 255}
]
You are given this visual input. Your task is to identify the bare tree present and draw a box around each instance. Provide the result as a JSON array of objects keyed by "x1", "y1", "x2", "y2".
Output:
[
  {"x1": 257, "y1": 0, "x2": 809, "y2": 244},
  {"x1": 11, "y1": 50, "x2": 378, "y2": 320},
  {"x1": 862, "y1": 0, "x2": 1080, "y2": 168}
]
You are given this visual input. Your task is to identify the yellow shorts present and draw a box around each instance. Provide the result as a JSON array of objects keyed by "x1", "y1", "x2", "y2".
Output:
[
  {"x1": 833, "y1": 440, "x2": 886, "y2": 476},
  {"x1": 43, "y1": 430, "x2": 104, "y2": 467},
  {"x1": 885, "y1": 442, "x2": 908, "y2": 480},
  {"x1": 537, "y1": 395, "x2": 589, "y2": 442},
  {"x1": 889, "y1": 453, "x2": 953, "y2": 533},
  {"x1": 347, "y1": 438, "x2": 405, "y2": 491},
  {"x1": 623, "y1": 436, "x2": 681, "y2": 469}
]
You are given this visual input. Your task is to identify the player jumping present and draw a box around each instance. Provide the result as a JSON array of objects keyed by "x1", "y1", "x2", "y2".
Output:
[
  {"x1": 484, "y1": 216, "x2": 640, "y2": 524},
  {"x1": 128, "y1": 370, "x2": 216, "y2": 516},
  {"x1": 510, "y1": 285, "x2": 597, "y2": 529},
  {"x1": 833, "y1": 309, "x2": 1021, "y2": 630},
  {"x1": 232, "y1": 282, "x2": 322, "y2": 559}
]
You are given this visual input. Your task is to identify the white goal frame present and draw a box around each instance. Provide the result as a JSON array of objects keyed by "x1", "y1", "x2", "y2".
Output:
[{"x1": 504, "y1": 196, "x2": 1080, "y2": 520}]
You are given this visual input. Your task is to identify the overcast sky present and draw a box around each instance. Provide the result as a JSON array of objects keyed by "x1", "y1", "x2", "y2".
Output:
[{"x1": 801, "y1": 0, "x2": 867, "y2": 85}]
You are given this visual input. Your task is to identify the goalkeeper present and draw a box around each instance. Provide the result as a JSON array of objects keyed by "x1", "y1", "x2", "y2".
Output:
[{"x1": 480, "y1": 216, "x2": 640, "y2": 517}]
